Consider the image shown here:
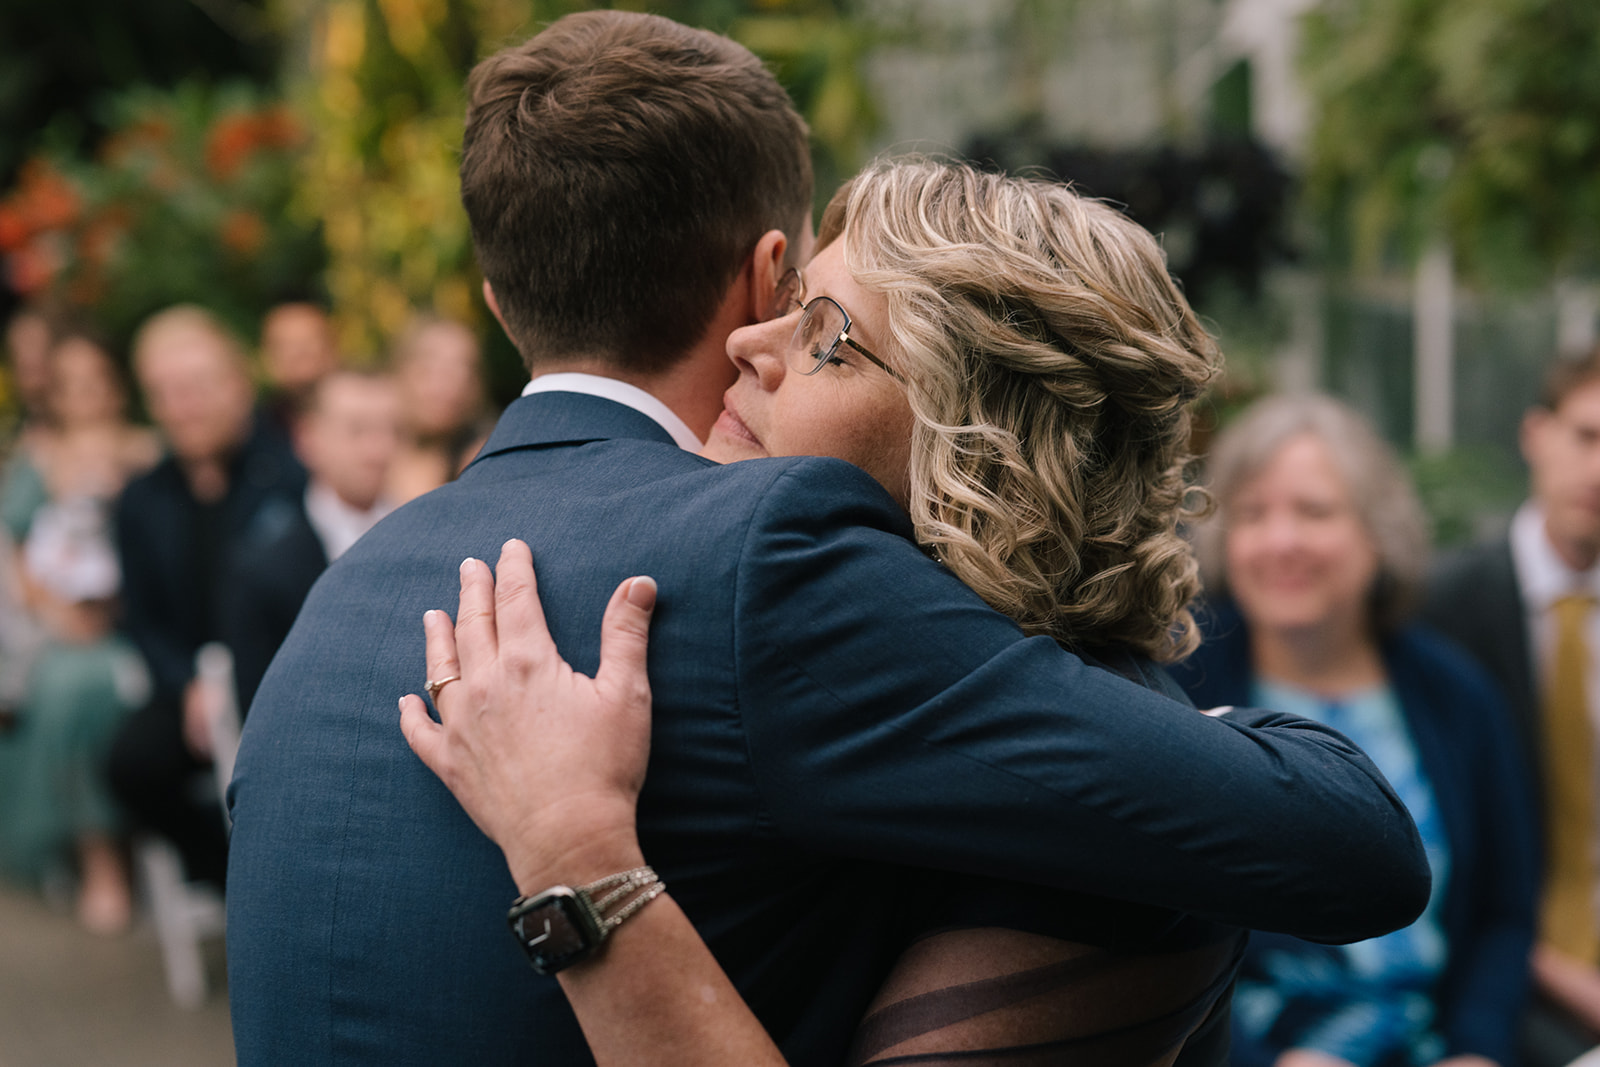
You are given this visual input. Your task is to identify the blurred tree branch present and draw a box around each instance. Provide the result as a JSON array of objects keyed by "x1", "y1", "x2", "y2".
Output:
[{"x1": 1301, "y1": 0, "x2": 1600, "y2": 287}]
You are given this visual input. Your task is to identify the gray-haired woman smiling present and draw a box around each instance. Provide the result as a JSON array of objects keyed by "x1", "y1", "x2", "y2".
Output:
[{"x1": 1174, "y1": 393, "x2": 1538, "y2": 1067}]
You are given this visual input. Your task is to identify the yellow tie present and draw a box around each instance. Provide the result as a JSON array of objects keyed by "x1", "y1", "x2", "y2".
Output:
[{"x1": 1541, "y1": 592, "x2": 1600, "y2": 961}]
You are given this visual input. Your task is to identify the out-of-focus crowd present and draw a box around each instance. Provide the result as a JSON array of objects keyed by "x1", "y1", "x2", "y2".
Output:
[{"x1": 0, "y1": 300, "x2": 489, "y2": 937}]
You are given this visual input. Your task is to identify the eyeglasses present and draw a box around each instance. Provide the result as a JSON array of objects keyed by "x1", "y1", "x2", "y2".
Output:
[{"x1": 772, "y1": 267, "x2": 900, "y2": 381}]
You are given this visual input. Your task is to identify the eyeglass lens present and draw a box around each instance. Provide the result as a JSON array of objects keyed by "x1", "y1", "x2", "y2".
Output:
[{"x1": 790, "y1": 299, "x2": 849, "y2": 375}]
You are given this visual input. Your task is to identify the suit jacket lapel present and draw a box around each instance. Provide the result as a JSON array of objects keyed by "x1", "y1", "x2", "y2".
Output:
[{"x1": 468, "y1": 391, "x2": 679, "y2": 469}]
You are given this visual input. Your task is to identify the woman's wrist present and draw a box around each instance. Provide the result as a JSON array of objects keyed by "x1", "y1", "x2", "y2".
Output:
[{"x1": 503, "y1": 813, "x2": 647, "y2": 898}]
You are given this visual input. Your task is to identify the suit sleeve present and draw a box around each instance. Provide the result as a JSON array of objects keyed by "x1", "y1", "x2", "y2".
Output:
[{"x1": 733, "y1": 460, "x2": 1431, "y2": 944}]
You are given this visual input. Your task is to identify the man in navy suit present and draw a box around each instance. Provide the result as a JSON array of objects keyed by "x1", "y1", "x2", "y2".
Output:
[
  {"x1": 220, "y1": 369, "x2": 401, "y2": 714},
  {"x1": 226, "y1": 12, "x2": 1430, "y2": 1066}
]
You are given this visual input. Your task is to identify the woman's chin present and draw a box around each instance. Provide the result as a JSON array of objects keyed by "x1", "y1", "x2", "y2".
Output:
[{"x1": 697, "y1": 441, "x2": 745, "y2": 463}]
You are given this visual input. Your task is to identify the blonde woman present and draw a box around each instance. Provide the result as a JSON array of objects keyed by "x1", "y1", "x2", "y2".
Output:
[{"x1": 401, "y1": 163, "x2": 1401, "y2": 1064}]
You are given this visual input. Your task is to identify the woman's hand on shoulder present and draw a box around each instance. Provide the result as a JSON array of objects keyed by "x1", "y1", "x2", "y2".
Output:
[
  {"x1": 400, "y1": 538, "x2": 658, "y2": 893},
  {"x1": 1275, "y1": 1050, "x2": 1357, "y2": 1067}
]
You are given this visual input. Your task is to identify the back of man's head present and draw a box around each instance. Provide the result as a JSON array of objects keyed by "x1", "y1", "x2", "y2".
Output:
[
  {"x1": 460, "y1": 10, "x2": 812, "y2": 375},
  {"x1": 1539, "y1": 341, "x2": 1600, "y2": 415}
]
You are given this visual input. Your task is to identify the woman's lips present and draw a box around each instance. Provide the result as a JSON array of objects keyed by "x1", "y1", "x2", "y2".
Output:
[{"x1": 713, "y1": 400, "x2": 762, "y2": 449}]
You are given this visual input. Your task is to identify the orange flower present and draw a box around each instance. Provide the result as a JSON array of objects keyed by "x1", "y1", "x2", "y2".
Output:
[
  {"x1": 6, "y1": 239, "x2": 61, "y2": 295},
  {"x1": 220, "y1": 209, "x2": 267, "y2": 256},
  {"x1": 256, "y1": 106, "x2": 303, "y2": 149},
  {"x1": 207, "y1": 114, "x2": 261, "y2": 181},
  {"x1": 14, "y1": 161, "x2": 80, "y2": 231},
  {"x1": 0, "y1": 206, "x2": 27, "y2": 251},
  {"x1": 206, "y1": 107, "x2": 305, "y2": 180}
]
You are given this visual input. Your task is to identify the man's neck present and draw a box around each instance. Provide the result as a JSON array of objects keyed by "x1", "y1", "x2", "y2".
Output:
[
  {"x1": 1546, "y1": 523, "x2": 1600, "y2": 573},
  {"x1": 311, "y1": 478, "x2": 383, "y2": 516},
  {"x1": 531, "y1": 354, "x2": 732, "y2": 442}
]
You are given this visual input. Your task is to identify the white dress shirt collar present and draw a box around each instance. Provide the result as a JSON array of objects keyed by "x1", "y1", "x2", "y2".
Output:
[
  {"x1": 305, "y1": 482, "x2": 395, "y2": 563},
  {"x1": 1511, "y1": 499, "x2": 1600, "y2": 609},
  {"x1": 520, "y1": 373, "x2": 702, "y2": 452}
]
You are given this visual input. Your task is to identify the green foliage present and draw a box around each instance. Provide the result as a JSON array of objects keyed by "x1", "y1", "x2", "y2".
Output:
[
  {"x1": 0, "y1": 82, "x2": 324, "y2": 346},
  {"x1": 1301, "y1": 0, "x2": 1600, "y2": 286},
  {"x1": 1407, "y1": 442, "x2": 1525, "y2": 547}
]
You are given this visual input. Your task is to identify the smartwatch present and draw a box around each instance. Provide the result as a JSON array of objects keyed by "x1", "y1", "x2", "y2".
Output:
[
  {"x1": 507, "y1": 866, "x2": 664, "y2": 975},
  {"x1": 508, "y1": 886, "x2": 605, "y2": 975}
]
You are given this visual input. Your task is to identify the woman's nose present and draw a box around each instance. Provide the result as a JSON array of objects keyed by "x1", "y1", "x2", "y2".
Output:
[
  {"x1": 726, "y1": 319, "x2": 790, "y2": 391},
  {"x1": 1258, "y1": 510, "x2": 1306, "y2": 552}
]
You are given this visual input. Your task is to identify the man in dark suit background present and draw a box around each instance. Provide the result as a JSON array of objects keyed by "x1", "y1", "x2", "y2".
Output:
[
  {"x1": 108, "y1": 305, "x2": 305, "y2": 889},
  {"x1": 226, "y1": 12, "x2": 1430, "y2": 1066},
  {"x1": 220, "y1": 368, "x2": 401, "y2": 714},
  {"x1": 1424, "y1": 345, "x2": 1600, "y2": 1065}
]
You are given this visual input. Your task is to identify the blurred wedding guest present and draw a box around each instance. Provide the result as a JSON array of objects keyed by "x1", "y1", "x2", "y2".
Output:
[
  {"x1": 3, "y1": 305, "x2": 55, "y2": 445},
  {"x1": 0, "y1": 305, "x2": 56, "y2": 716},
  {"x1": 1423, "y1": 344, "x2": 1600, "y2": 1066},
  {"x1": 221, "y1": 369, "x2": 401, "y2": 714},
  {"x1": 0, "y1": 327, "x2": 158, "y2": 932},
  {"x1": 106, "y1": 306, "x2": 305, "y2": 889},
  {"x1": 258, "y1": 300, "x2": 341, "y2": 437},
  {"x1": 1172, "y1": 393, "x2": 1538, "y2": 1067},
  {"x1": 385, "y1": 314, "x2": 489, "y2": 502}
]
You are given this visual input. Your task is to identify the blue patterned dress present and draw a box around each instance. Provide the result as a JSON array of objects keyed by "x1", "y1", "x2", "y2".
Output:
[{"x1": 1235, "y1": 680, "x2": 1453, "y2": 1067}]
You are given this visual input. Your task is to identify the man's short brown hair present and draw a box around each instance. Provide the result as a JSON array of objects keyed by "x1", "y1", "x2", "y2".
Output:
[
  {"x1": 1541, "y1": 341, "x2": 1600, "y2": 411},
  {"x1": 460, "y1": 10, "x2": 812, "y2": 374}
]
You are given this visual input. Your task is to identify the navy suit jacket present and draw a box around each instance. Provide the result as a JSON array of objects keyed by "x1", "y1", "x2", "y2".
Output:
[
  {"x1": 227, "y1": 392, "x2": 1430, "y2": 1067},
  {"x1": 1172, "y1": 600, "x2": 1538, "y2": 1066}
]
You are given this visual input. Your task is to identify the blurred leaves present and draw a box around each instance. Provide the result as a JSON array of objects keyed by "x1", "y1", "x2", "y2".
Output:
[
  {"x1": 1407, "y1": 442, "x2": 1525, "y2": 547},
  {"x1": 1301, "y1": 0, "x2": 1600, "y2": 286},
  {"x1": 0, "y1": 82, "x2": 324, "y2": 345},
  {"x1": 299, "y1": 0, "x2": 487, "y2": 361}
]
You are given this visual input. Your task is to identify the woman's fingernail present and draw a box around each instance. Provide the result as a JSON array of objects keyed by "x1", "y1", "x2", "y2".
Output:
[
  {"x1": 398, "y1": 697, "x2": 407, "y2": 712},
  {"x1": 627, "y1": 576, "x2": 657, "y2": 611},
  {"x1": 460, "y1": 557, "x2": 477, "y2": 572}
]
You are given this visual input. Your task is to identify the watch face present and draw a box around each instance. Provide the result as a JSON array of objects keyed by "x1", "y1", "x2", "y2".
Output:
[{"x1": 508, "y1": 888, "x2": 603, "y2": 975}]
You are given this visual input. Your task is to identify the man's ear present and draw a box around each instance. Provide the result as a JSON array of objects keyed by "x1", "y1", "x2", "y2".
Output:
[
  {"x1": 482, "y1": 279, "x2": 510, "y2": 336},
  {"x1": 1521, "y1": 406, "x2": 1549, "y2": 467},
  {"x1": 744, "y1": 229, "x2": 790, "y2": 324}
]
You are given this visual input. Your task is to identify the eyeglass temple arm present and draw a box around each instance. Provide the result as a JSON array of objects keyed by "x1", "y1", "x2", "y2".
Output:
[{"x1": 840, "y1": 333, "x2": 902, "y2": 382}]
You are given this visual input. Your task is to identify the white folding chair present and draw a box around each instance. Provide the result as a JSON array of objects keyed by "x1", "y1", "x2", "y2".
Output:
[{"x1": 135, "y1": 641, "x2": 240, "y2": 1009}]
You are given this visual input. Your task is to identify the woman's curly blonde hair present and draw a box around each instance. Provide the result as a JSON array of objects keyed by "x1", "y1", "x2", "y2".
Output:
[{"x1": 819, "y1": 159, "x2": 1220, "y2": 661}]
